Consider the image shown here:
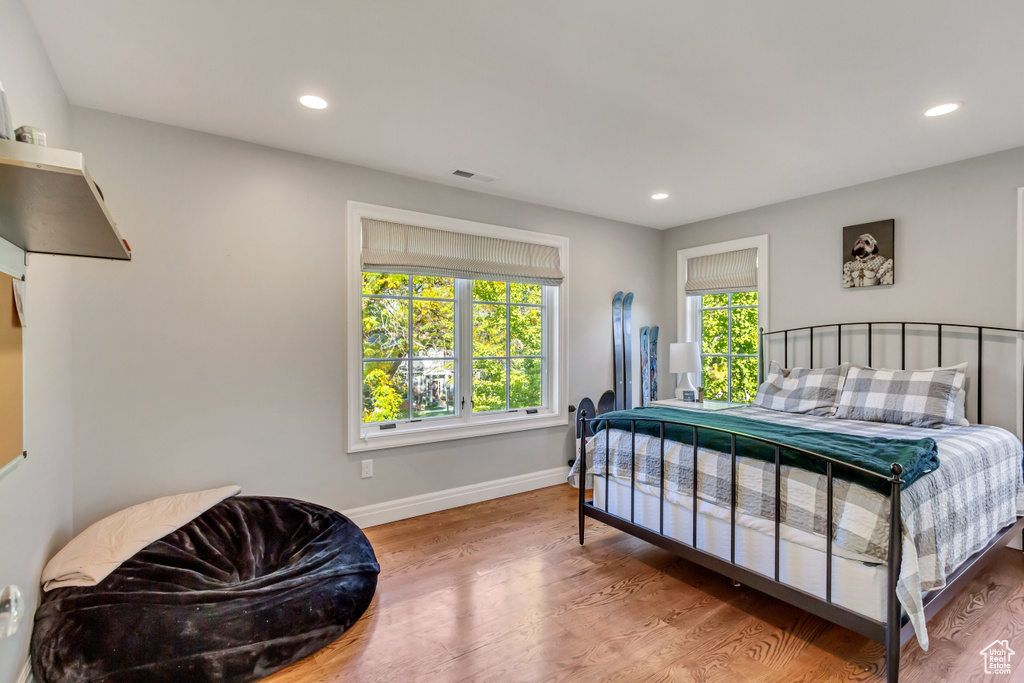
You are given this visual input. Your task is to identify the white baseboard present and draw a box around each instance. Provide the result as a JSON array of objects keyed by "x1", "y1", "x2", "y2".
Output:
[
  {"x1": 342, "y1": 466, "x2": 570, "y2": 528},
  {"x1": 17, "y1": 659, "x2": 33, "y2": 683}
]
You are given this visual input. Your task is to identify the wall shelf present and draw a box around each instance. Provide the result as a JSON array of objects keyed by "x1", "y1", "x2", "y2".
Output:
[{"x1": 0, "y1": 139, "x2": 130, "y2": 260}]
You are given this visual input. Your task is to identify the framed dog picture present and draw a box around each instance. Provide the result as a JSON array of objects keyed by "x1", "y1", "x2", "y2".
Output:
[{"x1": 842, "y1": 219, "x2": 894, "y2": 288}]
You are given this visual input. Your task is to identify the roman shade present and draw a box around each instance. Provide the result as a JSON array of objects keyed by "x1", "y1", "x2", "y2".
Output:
[
  {"x1": 361, "y1": 218, "x2": 564, "y2": 286},
  {"x1": 685, "y1": 247, "x2": 758, "y2": 294}
]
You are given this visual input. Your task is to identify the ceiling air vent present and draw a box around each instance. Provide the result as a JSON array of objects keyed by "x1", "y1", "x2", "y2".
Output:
[{"x1": 451, "y1": 169, "x2": 494, "y2": 183}]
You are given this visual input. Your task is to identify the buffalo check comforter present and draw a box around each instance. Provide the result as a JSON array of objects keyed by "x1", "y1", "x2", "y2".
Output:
[{"x1": 568, "y1": 405, "x2": 1024, "y2": 649}]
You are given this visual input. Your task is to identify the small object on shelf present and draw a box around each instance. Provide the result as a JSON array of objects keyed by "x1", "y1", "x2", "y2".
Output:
[
  {"x1": 698, "y1": 386, "x2": 705, "y2": 403},
  {"x1": 15, "y1": 125, "x2": 46, "y2": 146},
  {"x1": 682, "y1": 390, "x2": 696, "y2": 402},
  {"x1": 0, "y1": 82, "x2": 12, "y2": 140}
]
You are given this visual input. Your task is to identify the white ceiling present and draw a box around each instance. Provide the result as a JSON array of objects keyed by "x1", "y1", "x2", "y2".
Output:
[{"x1": 22, "y1": 0, "x2": 1024, "y2": 229}]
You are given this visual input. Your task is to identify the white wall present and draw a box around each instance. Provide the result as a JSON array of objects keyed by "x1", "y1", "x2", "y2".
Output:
[
  {"x1": 663, "y1": 146, "x2": 1024, "y2": 333},
  {"x1": 0, "y1": 0, "x2": 75, "y2": 679},
  {"x1": 68, "y1": 107, "x2": 663, "y2": 530},
  {"x1": 661, "y1": 146, "x2": 1024, "y2": 425}
]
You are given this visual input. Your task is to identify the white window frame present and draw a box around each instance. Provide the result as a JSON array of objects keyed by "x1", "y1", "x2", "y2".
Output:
[
  {"x1": 676, "y1": 235, "x2": 769, "y2": 387},
  {"x1": 347, "y1": 201, "x2": 568, "y2": 453}
]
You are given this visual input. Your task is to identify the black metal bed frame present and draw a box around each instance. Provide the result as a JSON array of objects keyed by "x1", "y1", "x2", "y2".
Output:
[{"x1": 577, "y1": 320, "x2": 1024, "y2": 683}]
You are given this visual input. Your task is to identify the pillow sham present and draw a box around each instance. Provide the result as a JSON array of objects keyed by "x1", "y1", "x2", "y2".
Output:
[
  {"x1": 833, "y1": 362, "x2": 967, "y2": 428},
  {"x1": 951, "y1": 386, "x2": 969, "y2": 427},
  {"x1": 752, "y1": 361, "x2": 850, "y2": 416}
]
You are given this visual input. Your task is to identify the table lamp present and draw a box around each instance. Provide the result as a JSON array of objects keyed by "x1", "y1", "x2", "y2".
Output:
[{"x1": 669, "y1": 342, "x2": 702, "y2": 401}]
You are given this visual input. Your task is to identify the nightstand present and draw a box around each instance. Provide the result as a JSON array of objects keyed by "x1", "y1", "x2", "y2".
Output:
[{"x1": 650, "y1": 398, "x2": 737, "y2": 411}]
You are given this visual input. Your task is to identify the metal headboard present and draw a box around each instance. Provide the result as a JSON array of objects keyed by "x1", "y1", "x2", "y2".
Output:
[{"x1": 759, "y1": 321, "x2": 1024, "y2": 430}]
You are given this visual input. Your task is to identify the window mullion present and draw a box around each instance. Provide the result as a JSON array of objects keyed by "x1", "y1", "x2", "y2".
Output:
[
  {"x1": 726, "y1": 295, "x2": 733, "y2": 403},
  {"x1": 406, "y1": 287, "x2": 414, "y2": 420},
  {"x1": 699, "y1": 302, "x2": 704, "y2": 393},
  {"x1": 456, "y1": 279, "x2": 469, "y2": 422},
  {"x1": 505, "y1": 284, "x2": 511, "y2": 410}
]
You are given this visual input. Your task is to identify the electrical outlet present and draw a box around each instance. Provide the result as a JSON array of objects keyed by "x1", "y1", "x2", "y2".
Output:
[{"x1": 361, "y1": 459, "x2": 373, "y2": 479}]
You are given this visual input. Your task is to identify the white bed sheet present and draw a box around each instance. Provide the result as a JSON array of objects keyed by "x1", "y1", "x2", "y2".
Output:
[{"x1": 594, "y1": 474, "x2": 890, "y2": 622}]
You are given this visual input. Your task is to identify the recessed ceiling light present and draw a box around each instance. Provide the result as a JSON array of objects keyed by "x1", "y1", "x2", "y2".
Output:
[
  {"x1": 651, "y1": 193, "x2": 669, "y2": 200},
  {"x1": 924, "y1": 102, "x2": 960, "y2": 117},
  {"x1": 299, "y1": 95, "x2": 328, "y2": 110}
]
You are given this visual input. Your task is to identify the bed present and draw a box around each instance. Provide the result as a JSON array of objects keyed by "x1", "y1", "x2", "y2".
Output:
[
  {"x1": 31, "y1": 495, "x2": 379, "y2": 683},
  {"x1": 570, "y1": 320, "x2": 1024, "y2": 683}
]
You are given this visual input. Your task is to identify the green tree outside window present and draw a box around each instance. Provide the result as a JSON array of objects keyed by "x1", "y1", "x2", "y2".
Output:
[
  {"x1": 700, "y1": 291, "x2": 758, "y2": 403},
  {"x1": 361, "y1": 273, "x2": 544, "y2": 424},
  {"x1": 472, "y1": 280, "x2": 543, "y2": 412}
]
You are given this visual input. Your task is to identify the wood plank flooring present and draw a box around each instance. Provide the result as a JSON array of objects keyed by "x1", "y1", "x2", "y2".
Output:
[{"x1": 264, "y1": 485, "x2": 1024, "y2": 682}]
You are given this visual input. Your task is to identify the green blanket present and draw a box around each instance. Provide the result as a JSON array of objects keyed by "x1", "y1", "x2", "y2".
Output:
[{"x1": 589, "y1": 407, "x2": 939, "y2": 493}]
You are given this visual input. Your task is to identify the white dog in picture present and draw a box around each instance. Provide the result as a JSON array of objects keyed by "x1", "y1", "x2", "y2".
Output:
[{"x1": 843, "y1": 233, "x2": 893, "y2": 288}]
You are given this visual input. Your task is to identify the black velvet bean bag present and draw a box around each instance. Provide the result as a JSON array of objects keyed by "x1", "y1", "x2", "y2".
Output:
[{"x1": 31, "y1": 496, "x2": 379, "y2": 683}]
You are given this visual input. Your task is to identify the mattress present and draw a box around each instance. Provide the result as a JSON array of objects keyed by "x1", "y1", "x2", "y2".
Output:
[{"x1": 594, "y1": 474, "x2": 890, "y2": 621}]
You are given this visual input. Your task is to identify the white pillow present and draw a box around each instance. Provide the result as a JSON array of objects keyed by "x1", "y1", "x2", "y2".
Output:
[{"x1": 41, "y1": 485, "x2": 241, "y2": 591}]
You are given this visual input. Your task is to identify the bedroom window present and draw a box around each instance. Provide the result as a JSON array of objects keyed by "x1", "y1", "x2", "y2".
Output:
[
  {"x1": 360, "y1": 275, "x2": 545, "y2": 424},
  {"x1": 677, "y1": 235, "x2": 769, "y2": 405},
  {"x1": 348, "y1": 202, "x2": 567, "y2": 453},
  {"x1": 699, "y1": 291, "x2": 759, "y2": 403}
]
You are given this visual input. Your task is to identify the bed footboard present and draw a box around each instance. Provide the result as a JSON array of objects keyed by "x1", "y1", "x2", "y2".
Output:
[{"x1": 577, "y1": 411, "x2": 906, "y2": 681}]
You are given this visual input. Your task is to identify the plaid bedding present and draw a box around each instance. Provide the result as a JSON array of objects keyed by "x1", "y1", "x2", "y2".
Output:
[
  {"x1": 834, "y1": 363, "x2": 967, "y2": 428},
  {"x1": 568, "y1": 405, "x2": 1024, "y2": 649},
  {"x1": 752, "y1": 361, "x2": 850, "y2": 416}
]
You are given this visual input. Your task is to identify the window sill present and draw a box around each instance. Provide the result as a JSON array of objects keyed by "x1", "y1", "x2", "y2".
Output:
[{"x1": 348, "y1": 411, "x2": 568, "y2": 453}]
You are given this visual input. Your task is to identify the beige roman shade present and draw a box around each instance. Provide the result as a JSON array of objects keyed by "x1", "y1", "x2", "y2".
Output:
[
  {"x1": 685, "y1": 247, "x2": 758, "y2": 294},
  {"x1": 361, "y1": 218, "x2": 564, "y2": 286}
]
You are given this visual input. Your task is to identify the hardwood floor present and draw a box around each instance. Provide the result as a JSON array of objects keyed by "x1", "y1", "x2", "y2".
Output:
[{"x1": 265, "y1": 485, "x2": 1024, "y2": 682}]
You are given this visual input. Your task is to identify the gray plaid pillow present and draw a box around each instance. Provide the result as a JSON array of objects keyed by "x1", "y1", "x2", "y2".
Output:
[
  {"x1": 752, "y1": 361, "x2": 850, "y2": 416},
  {"x1": 833, "y1": 363, "x2": 967, "y2": 428}
]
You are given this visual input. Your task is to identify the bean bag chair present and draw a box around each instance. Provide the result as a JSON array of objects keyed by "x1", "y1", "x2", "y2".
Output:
[{"x1": 31, "y1": 495, "x2": 379, "y2": 682}]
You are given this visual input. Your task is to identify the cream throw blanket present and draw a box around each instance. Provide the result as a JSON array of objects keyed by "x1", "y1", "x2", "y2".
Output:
[{"x1": 41, "y1": 485, "x2": 241, "y2": 591}]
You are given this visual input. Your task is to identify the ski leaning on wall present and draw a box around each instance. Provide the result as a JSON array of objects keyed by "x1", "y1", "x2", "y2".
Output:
[
  {"x1": 612, "y1": 292, "x2": 624, "y2": 410},
  {"x1": 622, "y1": 292, "x2": 634, "y2": 409},
  {"x1": 649, "y1": 326, "x2": 659, "y2": 404},
  {"x1": 640, "y1": 326, "x2": 651, "y2": 407}
]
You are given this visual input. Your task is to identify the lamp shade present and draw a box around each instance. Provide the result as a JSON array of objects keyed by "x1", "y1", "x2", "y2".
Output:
[{"x1": 669, "y1": 342, "x2": 701, "y2": 373}]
